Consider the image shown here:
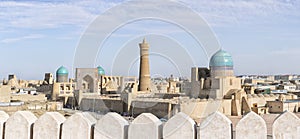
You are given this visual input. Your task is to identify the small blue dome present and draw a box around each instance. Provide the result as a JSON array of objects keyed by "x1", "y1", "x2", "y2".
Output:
[
  {"x1": 56, "y1": 66, "x2": 68, "y2": 75},
  {"x1": 209, "y1": 50, "x2": 233, "y2": 67},
  {"x1": 97, "y1": 66, "x2": 105, "y2": 75}
]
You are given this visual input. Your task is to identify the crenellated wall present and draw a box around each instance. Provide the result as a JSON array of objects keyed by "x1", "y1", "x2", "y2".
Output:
[{"x1": 0, "y1": 110, "x2": 299, "y2": 139}]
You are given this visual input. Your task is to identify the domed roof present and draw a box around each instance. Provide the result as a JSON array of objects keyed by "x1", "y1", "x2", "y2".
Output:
[
  {"x1": 209, "y1": 50, "x2": 233, "y2": 67},
  {"x1": 56, "y1": 66, "x2": 68, "y2": 75},
  {"x1": 97, "y1": 66, "x2": 105, "y2": 75}
]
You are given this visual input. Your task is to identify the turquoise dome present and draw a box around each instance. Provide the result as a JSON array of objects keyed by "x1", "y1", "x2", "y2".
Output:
[
  {"x1": 209, "y1": 50, "x2": 233, "y2": 67},
  {"x1": 97, "y1": 66, "x2": 105, "y2": 75},
  {"x1": 56, "y1": 66, "x2": 69, "y2": 75}
]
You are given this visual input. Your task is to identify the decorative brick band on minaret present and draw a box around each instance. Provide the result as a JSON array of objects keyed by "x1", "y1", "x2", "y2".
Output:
[{"x1": 138, "y1": 38, "x2": 151, "y2": 92}]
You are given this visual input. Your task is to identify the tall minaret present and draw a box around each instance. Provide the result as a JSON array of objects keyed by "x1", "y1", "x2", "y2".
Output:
[{"x1": 138, "y1": 38, "x2": 151, "y2": 92}]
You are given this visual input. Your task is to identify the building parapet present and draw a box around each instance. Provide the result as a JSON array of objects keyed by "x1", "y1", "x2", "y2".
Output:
[{"x1": 0, "y1": 110, "x2": 299, "y2": 139}]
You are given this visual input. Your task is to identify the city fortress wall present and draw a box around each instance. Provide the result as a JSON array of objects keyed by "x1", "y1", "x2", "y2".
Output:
[{"x1": 0, "y1": 110, "x2": 299, "y2": 139}]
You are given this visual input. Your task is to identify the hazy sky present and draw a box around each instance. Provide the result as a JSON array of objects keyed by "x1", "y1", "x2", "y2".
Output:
[{"x1": 0, "y1": 0, "x2": 300, "y2": 80}]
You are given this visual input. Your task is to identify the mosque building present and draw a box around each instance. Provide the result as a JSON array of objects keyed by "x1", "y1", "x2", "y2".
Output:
[{"x1": 189, "y1": 50, "x2": 240, "y2": 99}]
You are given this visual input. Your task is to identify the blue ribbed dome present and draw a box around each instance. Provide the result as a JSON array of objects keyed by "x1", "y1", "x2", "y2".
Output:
[
  {"x1": 56, "y1": 66, "x2": 68, "y2": 75},
  {"x1": 97, "y1": 66, "x2": 105, "y2": 75},
  {"x1": 209, "y1": 50, "x2": 233, "y2": 67}
]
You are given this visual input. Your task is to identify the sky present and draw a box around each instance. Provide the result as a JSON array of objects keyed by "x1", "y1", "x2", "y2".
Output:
[{"x1": 0, "y1": 0, "x2": 300, "y2": 80}]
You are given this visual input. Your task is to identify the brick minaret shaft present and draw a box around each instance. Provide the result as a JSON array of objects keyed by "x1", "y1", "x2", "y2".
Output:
[{"x1": 138, "y1": 38, "x2": 151, "y2": 92}]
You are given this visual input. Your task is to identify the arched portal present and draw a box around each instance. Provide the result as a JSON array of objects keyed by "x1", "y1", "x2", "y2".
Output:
[{"x1": 82, "y1": 75, "x2": 94, "y2": 93}]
